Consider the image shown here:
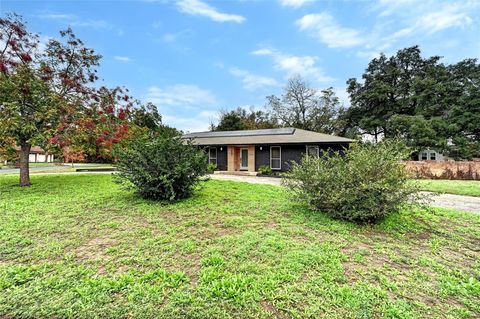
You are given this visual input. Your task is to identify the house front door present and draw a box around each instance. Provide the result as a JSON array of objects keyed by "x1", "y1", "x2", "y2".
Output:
[{"x1": 240, "y1": 148, "x2": 248, "y2": 170}]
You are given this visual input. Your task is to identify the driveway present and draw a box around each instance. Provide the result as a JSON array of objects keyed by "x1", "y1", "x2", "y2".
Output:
[
  {"x1": 209, "y1": 174, "x2": 480, "y2": 214},
  {"x1": 0, "y1": 165, "x2": 71, "y2": 174}
]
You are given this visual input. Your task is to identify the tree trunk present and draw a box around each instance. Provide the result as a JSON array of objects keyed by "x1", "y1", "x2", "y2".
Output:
[{"x1": 19, "y1": 143, "x2": 31, "y2": 187}]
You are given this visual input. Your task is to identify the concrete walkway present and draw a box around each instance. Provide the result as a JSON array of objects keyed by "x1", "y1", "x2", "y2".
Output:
[
  {"x1": 427, "y1": 193, "x2": 480, "y2": 214},
  {"x1": 209, "y1": 174, "x2": 480, "y2": 214}
]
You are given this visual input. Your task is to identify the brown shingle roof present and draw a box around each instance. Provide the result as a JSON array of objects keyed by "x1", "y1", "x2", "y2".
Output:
[
  {"x1": 182, "y1": 128, "x2": 353, "y2": 145},
  {"x1": 13, "y1": 146, "x2": 47, "y2": 153}
]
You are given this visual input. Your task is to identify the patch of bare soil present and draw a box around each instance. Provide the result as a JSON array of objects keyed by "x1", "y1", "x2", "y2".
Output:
[
  {"x1": 75, "y1": 235, "x2": 116, "y2": 262},
  {"x1": 160, "y1": 210, "x2": 178, "y2": 219},
  {"x1": 260, "y1": 300, "x2": 288, "y2": 319}
]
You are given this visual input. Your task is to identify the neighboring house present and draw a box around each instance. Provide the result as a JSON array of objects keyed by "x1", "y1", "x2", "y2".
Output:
[
  {"x1": 417, "y1": 149, "x2": 445, "y2": 161},
  {"x1": 14, "y1": 146, "x2": 55, "y2": 163},
  {"x1": 182, "y1": 128, "x2": 353, "y2": 173}
]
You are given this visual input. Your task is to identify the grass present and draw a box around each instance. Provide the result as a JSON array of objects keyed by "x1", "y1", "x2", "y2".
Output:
[
  {"x1": 0, "y1": 174, "x2": 479, "y2": 319},
  {"x1": 416, "y1": 179, "x2": 480, "y2": 197}
]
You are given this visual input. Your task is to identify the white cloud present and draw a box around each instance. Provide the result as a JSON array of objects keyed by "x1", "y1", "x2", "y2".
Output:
[
  {"x1": 146, "y1": 84, "x2": 218, "y2": 107},
  {"x1": 252, "y1": 47, "x2": 334, "y2": 83},
  {"x1": 163, "y1": 113, "x2": 216, "y2": 132},
  {"x1": 114, "y1": 56, "x2": 131, "y2": 62},
  {"x1": 229, "y1": 67, "x2": 279, "y2": 90},
  {"x1": 375, "y1": 0, "x2": 418, "y2": 17},
  {"x1": 39, "y1": 13, "x2": 75, "y2": 20},
  {"x1": 38, "y1": 12, "x2": 112, "y2": 29},
  {"x1": 332, "y1": 87, "x2": 350, "y2": 107},
  {"x1": 280, "y1": 0, "x2": 312, "y2": 8},
  {"x1": 295, "y1": 2, "x2": 478, "y2": 59},
  {"x1": 176, "y1": 0, "x2": 245, "y2": 23},
  {"x1": 296, "y1": 12, "x2": 365, "y2": 48},
  {"x1": 145, "y1": 84, "x2": 219, "y2": 132},
  {"x1": 373, "y1": 1, "x2": 477, "y2": 42},
  {"x1": 414, "y1": 10, "x2": 472, "y2": 34}
]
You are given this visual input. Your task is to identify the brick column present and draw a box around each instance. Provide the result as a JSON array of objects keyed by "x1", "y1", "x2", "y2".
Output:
[
  {"x1": 248, "y1": 145, "x2": 255, "y2": 172},
  {"x1": 227, "y1": 146, "x2": 235, "y2": 172}
]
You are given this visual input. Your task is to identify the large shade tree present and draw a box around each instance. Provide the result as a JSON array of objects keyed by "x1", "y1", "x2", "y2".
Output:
[
  {"x1": 345, "y1": 46, "x2": 480, "y2": 159},
  {"x1": 266, "y1": 75, "x2": 346, "y2": 135},
  {"x1": 0, "y1": 14, "x2": 100, "y2": 186}
]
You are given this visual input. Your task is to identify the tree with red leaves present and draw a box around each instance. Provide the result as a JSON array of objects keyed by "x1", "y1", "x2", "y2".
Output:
[
  {"x1": 0, "y1": 13, "x2": 100, "y2": 186},
  {"x1": 49, "y1": 86, "x2": 135, "y2": 162}
]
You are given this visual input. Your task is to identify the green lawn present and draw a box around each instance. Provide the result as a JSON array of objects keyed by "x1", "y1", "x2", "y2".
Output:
[
  {"x1": 416, "y1": 179, "x2": 480, "y2": 197},
  {"x1": 1, "y1": 175, "x2": 479, "y2": 318}
]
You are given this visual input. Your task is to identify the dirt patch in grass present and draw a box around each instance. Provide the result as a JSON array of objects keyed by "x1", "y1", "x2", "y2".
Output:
[
  {"x1": 160, "y1": 210, "x2": 179, "y2": 219},
  {"x1": 75, "y1": 235, "x2": 117, "y2": 262},
  {"x1": 1, "y1": 175, "x2": 479, "y2": 318},
  {"x1": 260, "y1": 300, "x2": 287, "y2": 319}
]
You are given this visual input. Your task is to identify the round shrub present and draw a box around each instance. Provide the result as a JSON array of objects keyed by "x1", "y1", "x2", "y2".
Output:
[
  {"x1": 114, "y1": 136, "x2": 208, "y2": 200},
  {"x1": 258, "y1": 165, "x2": 272, "y2": 175},
  {"x1": 283, "y1": 141, "x2": 422, "y2": 222}
]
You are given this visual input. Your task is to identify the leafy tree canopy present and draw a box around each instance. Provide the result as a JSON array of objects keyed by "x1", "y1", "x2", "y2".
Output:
[
  {"x1": 211, "y1": 107, "x2": 278, "y2": 131},
  {"x1": 345, "y1": 46, "x2": 479, "y2": 159},
  {"x1": 266, "y1": 75, "x2": 347, "y2": 135}
]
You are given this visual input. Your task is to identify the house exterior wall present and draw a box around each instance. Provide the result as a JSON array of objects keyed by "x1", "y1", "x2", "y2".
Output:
[
  {"x1": 417, "y1": 149, "x2": 445, "y2": 161},
  {"x1": 255, "y1": 143, "x2": 348, "y2": 172},
  {"x1": 216, "y1": 146, "x2": 227, "y2": 170},
  {"x1": 203, "y1": 143, "x2": 348, "y2": 172},
  {"x1": 255, "y1": 144, "x2": 306, "y2": 171},
  {"x1": 28, "y1": 153, "x2": 54, "y2": 163},
  {"x1": 203, "y1": 145, "x2": 228, "y2": 170}
]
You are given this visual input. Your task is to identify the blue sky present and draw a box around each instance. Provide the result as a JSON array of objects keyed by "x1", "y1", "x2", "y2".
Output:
[{"x1": 2, "y1": 0, "x2": 479, "y2": 132}]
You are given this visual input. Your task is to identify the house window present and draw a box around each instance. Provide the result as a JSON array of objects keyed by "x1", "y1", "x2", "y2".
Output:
[
  {"x1": 421, "y1": 152, "x2": 428, "y2": 160},
  {"x1": 208, "y1": 147, "x2": 217, "y2": 165},
  {"x1": 270, "y1": 146, "x2": 281, "y2": 170},
  {"x1": 430, "y1": 152, "x2": 436, "y2": 161},
  {"x1": 306, "y1": 145, "x2": 320, "y2": 158}
]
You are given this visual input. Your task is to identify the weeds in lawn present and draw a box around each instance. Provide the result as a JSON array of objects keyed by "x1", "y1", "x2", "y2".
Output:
[{"x1": 0, "y1": 174, "x2": 479, "y2": 318}]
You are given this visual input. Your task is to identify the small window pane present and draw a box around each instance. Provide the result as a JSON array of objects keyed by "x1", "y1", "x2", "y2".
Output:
[
  {"x1": 271, "y1": 159, "x2": 281, "y2": 169},
  {"x1": 421, "y1": 153, "x2": 428, "y2": 160},
  {"x1": 430, "y1": 152, "x2": 436, "y2": 160},
  {"x1": 209, "y1": 148, "x2": 217, "y2": 159},
  {"x1": 271, "y1": 147, "x2": 280, "y2": 158},
  {"x1": 271, "y1": 146, "x2": 281, "y2": 170},
  {"x1": 208, "y1": 147, "x2": 217, "y2": 165},
  {"x1": 307, "y1": 146, "x2": 319, "y2": 157}
]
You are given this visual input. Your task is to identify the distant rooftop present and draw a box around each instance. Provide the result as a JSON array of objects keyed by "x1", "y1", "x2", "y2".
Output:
[{"x1": 182, "y1": 127, "x2": 353, "y2": 145}]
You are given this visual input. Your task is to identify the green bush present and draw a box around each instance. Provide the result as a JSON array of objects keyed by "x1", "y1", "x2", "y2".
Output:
[
  {"x1": 258, "y1": 165, "x2": 272, "y2": 175},
  {"x1": 283, "y1": 141, "x2": 423, "y2": 222},
  {"x1": 114, "y1": 136, "x2": 208, "y2": 200},
  {"x1": 207, "y1": 162, "x2": 217, "y2": 173}
]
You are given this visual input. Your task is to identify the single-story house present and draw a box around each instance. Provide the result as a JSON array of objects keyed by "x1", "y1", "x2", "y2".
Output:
[
  {"x1": 416, "y1": 149, "x2": 446, "y2": 161},
  {"x1": 182, "y1": 128, "x2": 353, "y2": 173},
  {"x1": 15, "y1": 146, "x2": 54, "y2": 163}
]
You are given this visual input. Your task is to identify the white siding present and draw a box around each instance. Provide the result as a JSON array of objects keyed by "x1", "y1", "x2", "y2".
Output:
[{"x1": 418, "y1": 149, "x2": 444, "y2": 161}]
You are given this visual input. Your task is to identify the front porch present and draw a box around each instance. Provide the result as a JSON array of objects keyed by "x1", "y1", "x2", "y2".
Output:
[
  {"x1": 226, "y1": 145, "x2": 256, "y2": 173},
  {"x1": 213, "y1": 170, "x2": 258, "y2": 176}
]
